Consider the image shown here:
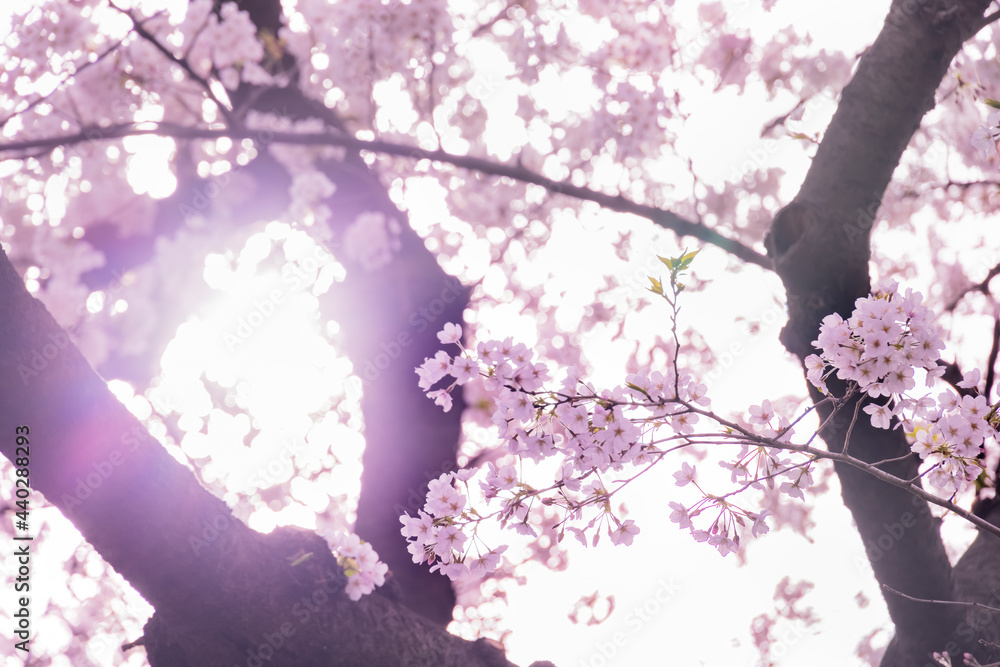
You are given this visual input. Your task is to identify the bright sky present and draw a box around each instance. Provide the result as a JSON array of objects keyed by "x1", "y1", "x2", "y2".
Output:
[
  {"x1": 137, "y1": 3, "x2": 893, "y2": 665},
  {"x1": 7, "y1": 0, "x2": 972, "y2": 666}
]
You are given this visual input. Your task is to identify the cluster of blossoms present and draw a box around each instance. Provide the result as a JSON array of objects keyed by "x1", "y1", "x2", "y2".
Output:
[
  {"x1": 324, "y1": 532, "x2": 388, "y2": 601},
  {"x1": 804, "y1": 279, "x2": 944, "y2": 397},
  {"x1": 972, "y1": 109, "x2": 1000, "y2": 159},
  {"x1": 399, "y1": 469, "x2": 509, "y2": 581},
  {"x1": 180, "y1": 0, "x2": 269, "y2": 88},
  {"x1": 805, "y1": 279, "x2": 998, "y2": 493},
  {"x1": 407, "y1": 304, "x2": 781, "y2": 565},
  {"x1": 407, "y1": 266, "x2": 999, "y2": 575},
  {"x1": 670, "y1": 459, "x2": 774, "y2": 557},
  {"x1": 899, "y1": 370, "x2": 995, "y2": 493},
  {"x1": 666, "y1": 395, "x2": 816, "y2": 556}
]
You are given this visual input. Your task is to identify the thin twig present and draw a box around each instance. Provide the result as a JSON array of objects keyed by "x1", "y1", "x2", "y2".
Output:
[
  {"x1": 676, "y1": 399, "x2": 1000, "y2": 542},
  {"x1": 882, "y1": 584, "x2": 1000, "y2": 613},
  {"x1": 0, "y1": 34, "x2": 129, "y2": 129},
  {"x1": 108, "y1": 2, "x2": 237, "y2": 126},
  {"x1": 841, "y1": 393, "x2": 865, "y2": 456}
]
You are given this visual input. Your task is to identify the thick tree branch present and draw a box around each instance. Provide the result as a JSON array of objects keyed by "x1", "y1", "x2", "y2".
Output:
[
  {"x1": 0, "y1": 246, "x2": 545, "y2": 666},
  {"x1": 0, "y1": 123, "x2": 772, "y2": 270},
  {"x1": 765, "y1": 1, "x2": 999, "y2": 664}
]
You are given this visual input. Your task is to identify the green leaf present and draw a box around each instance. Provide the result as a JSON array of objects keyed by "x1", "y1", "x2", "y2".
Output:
[
  {"x1": 657, "y1": 249, "x2": 700, "y2": 275},
  {"x1": 647, "y1": 276, "x2": 663, "y2": 295},
  {"x1": 986, "y1": 99, "x2": 1000, "y2": 110},
  {"x1": 674, "y1": 249, "x2": 700, "y2": 272}
]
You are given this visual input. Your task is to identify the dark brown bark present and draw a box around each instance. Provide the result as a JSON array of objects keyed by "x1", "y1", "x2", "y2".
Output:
[
  {"x1": 765, "y1": 1, "x2": 1000, "y2": 663},
  {"x1": 0, "y1": 123, "x2": 770, "y2": 270}
]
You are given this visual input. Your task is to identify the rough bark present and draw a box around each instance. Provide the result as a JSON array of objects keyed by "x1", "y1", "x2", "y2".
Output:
[
  {"x1": 0, "y1": 246, "x2": 530, "y2": 665},
  {"x1": 217, "y1": 0, "x2": 464, "y2": 627},
  {"x1": 764, "y1": 1, "x2": 1000, "y2": 663},
  {"x1": 78, "y1": 0, "x2": 463, "y2": 626},
  {"x1": 318, "y1": 161, "x2": 468, "y2": 627}
]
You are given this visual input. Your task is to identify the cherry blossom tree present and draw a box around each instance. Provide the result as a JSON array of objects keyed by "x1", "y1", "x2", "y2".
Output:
[{"x1": 2, "y1": 0, "x2": 1000, "y2": 665}]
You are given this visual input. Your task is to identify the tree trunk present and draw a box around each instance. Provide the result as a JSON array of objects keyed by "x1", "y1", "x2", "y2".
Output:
[
  {"x1": 77, "y1": 0, "x2": 465, "y2": 626},
  {"x1": 765, "y1": 1, "x2": 1000, "y2": 663},
  {"x1": 0, "y1": 246, "x2": 515, "y2": 665}
]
